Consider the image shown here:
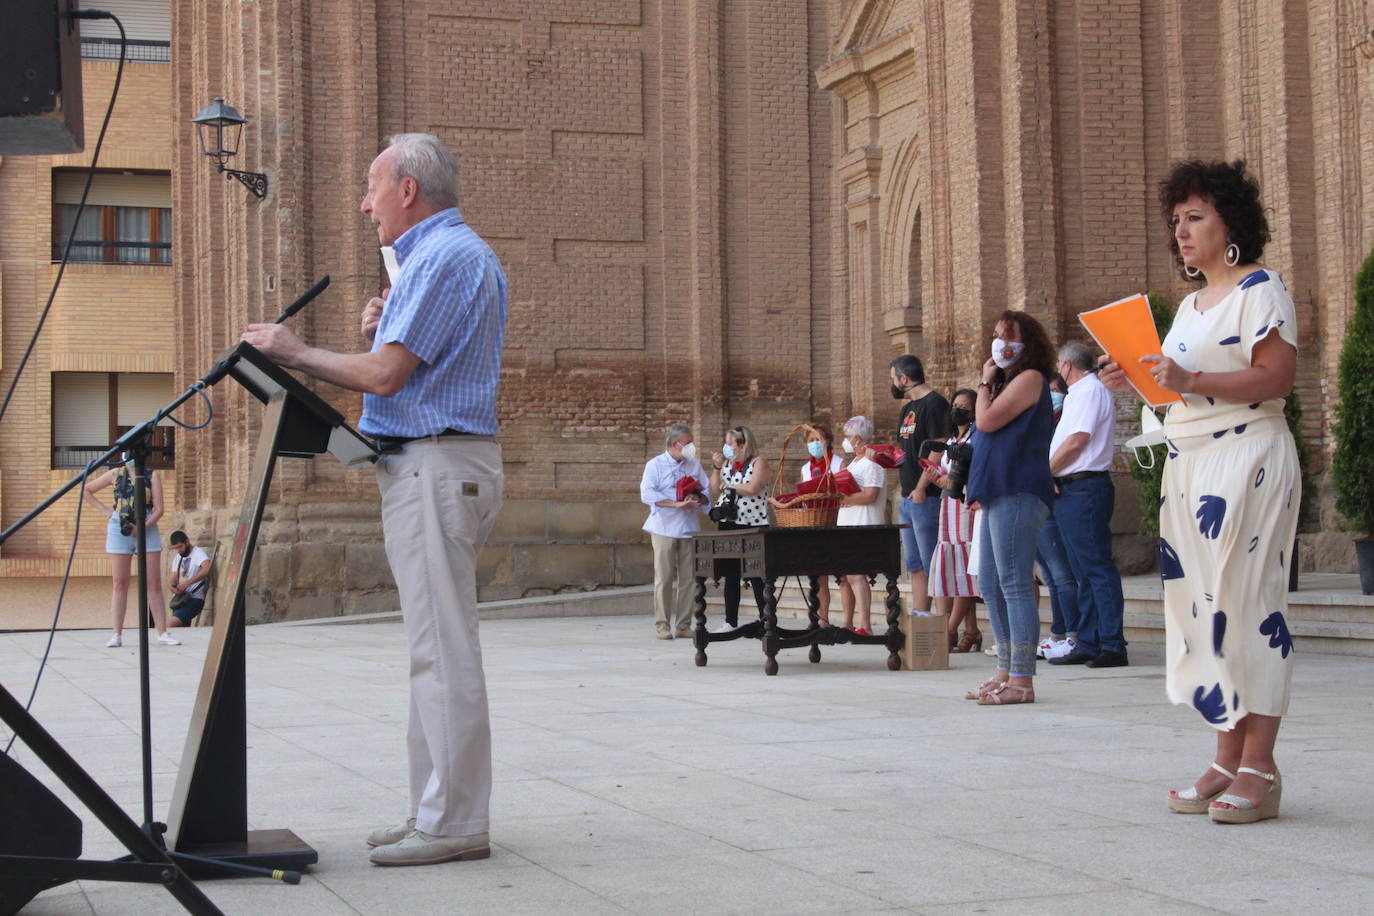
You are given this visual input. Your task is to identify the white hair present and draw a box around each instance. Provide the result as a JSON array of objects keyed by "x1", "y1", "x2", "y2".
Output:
[
  {"x1": 1059, "y1": 340, "x2": 1097, "y2": 372},
  {"x1": 843, "y1": 415, "x2": 873, "y2": 442},
  {"x1": 665, "y1": 422, "x2": 692, "y2": 450},
  {"x1": 386, "y1": 133, "x2": 460, "y2": 209}
]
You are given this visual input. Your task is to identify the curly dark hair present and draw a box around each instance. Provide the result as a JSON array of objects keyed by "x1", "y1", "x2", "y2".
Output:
[
  {"x1": 1158, "y1": 159, "x2": 1270, "y2": 282},
  {"x1": 988, "y1": 310, "x2": 1055, "y2": 396}
]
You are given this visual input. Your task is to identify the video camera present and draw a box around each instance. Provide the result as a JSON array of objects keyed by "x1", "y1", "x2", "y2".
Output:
[
  {"x1": 709, "y1": 486, "x2": 739, "y2": 524},
  {"x1": 918, "y1": 439, "x2": 973, "y2": 503}
]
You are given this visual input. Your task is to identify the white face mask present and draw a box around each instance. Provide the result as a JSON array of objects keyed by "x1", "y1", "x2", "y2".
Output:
[
  {"x1": 991, "y1": 337, "x2": 1025, "y2": 369},
  {"x1": 678, "y1": 442, "x2": 696, "y2": 462},
  {"x1": 1124, "y1": 406, "x2": 1166, "y2": 469},
  {"x1": 842, "y1": 437, "x2": 855, "y2": 454}
]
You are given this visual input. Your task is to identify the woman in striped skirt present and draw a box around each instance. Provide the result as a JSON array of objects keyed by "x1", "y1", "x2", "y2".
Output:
[{"x1": 925, "y1": 388, "x2": 982, "y2": 652}]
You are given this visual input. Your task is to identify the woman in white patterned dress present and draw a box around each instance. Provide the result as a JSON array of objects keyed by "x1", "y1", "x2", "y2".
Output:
[
  {"x1": 1100, "y1": 159, "x2": 1299, "y2": 824},
  {"x1": 709, "y1": 426, "x2": 771, "y2": 629}
]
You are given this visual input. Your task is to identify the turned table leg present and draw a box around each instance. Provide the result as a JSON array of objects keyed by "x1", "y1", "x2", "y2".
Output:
[
  {"x1": 806, "y1": 575, "x2": 822, "y2": 663},
  {"x1": 763, "y1": 577, "x2": 779, "y2": 675},
  {"x1": 884, "y1": 572, "x2": 902, "y2": 671},
  {"x1": 693, "y1": 575, "x2": 708, "y2": 667}
]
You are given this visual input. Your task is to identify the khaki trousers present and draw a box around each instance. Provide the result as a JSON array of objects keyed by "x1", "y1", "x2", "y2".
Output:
[
  {"x1": 377, "y1": 437, "x2": 503, "y2": 836},
  {"x1": 650, "y1": 533, "x2": 695, "y2": 633}
]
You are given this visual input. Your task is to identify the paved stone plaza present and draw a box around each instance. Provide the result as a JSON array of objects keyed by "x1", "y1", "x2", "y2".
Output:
[{"x1": 3, "y1": 613, "x2": 1372, "y2": 915}]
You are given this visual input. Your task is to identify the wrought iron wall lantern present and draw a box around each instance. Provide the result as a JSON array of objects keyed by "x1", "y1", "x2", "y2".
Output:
[{"x1": 191, "y1": 97, "x2": 269, "y2": 199}]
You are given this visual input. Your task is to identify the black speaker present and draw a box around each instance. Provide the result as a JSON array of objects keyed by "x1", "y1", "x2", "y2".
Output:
[
  {"x1": 0, "y1": 0, "x2": 84, "y2": 155},
  {"x1": 0, "y1": 751, "x2": 83, "y2": 916}
]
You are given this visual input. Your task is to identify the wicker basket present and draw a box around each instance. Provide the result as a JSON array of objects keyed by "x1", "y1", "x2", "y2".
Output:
[{"x1": 769, "y1": 423, "x2": 842, "y2": 528}]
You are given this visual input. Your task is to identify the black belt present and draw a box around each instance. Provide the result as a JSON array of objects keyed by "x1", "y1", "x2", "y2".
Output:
[
  {"x1": 372, "y1": 429, "x2": 489, "y2": 453},
  {"x1": 1053, "y1": 469, "x2": 1109, "y2": 486}
]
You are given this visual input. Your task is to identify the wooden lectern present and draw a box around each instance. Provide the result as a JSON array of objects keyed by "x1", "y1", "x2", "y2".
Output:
[{"x1": 164, "y1": 342, "x2": 376, "y2": 871}]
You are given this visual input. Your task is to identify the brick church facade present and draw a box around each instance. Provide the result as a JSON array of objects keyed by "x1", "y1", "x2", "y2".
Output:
[{"x1": 156, "y1": 0, "x2": 1372, "y2": 618}]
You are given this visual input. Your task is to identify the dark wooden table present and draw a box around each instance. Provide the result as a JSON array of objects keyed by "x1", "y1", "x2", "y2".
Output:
[{"x1": 690, "y1": 525, "x2": 904, "y2": 675}]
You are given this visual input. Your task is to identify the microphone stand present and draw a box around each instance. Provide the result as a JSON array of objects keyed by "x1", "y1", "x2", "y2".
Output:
[{"x1": 0, "y1": 277, "x2": 331, "y2": 903}]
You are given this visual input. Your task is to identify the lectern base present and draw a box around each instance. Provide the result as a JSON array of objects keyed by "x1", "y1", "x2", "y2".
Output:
[{"x1": 174, "y1": 829, "x2": 317, "y2": 877}]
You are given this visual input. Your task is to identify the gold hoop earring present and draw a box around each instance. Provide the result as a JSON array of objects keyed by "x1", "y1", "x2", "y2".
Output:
[
  {"x1": 1225, "y1": 243, "x2": 1240, "y2": 267},
  {"x1": 1184, "y1": 264, "x2": 1202, "y2": 279}
]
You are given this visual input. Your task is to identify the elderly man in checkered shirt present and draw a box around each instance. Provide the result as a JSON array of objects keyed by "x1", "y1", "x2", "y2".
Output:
[{"x1": 243, "y1": 133, "x2": 506, "y2": 868}]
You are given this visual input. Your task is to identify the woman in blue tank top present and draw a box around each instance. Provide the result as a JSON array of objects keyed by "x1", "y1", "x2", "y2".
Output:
[{"x1": 964, "y1": 311, "x2": 1056, "y2": 705}]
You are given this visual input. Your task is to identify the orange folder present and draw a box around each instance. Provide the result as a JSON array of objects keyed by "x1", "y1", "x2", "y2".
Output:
[{"x1": 1077, "y1": 294, "x2": 1184, "y2": 407}]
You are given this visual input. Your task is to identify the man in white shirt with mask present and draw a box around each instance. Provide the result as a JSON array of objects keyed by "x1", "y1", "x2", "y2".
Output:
[
  {"x1": 640, "y1": 423, "x2": 710, "y2": 639},
  {"x1": 1047, "y1": 340, "x2": 1128, "y2": 668}
]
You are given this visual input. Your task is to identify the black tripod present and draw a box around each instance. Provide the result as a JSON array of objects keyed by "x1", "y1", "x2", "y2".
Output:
[
  {"x1": 0, "y1": 278, "x2": 336, "y2": 912},
  {"x1": 0, "y1": 398, "x2": 237, "y2": 914}
]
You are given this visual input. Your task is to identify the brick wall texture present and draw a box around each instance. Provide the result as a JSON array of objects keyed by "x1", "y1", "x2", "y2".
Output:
[{"x1": 4, "y1": 1, "x2": 1374, "y2": 622}]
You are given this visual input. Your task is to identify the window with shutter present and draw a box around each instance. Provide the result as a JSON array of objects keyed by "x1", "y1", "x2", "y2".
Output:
[
  {"x1": 52, "y1": 171, "x2": 172, "y2": 265},
  {"x1": 51, "y1": 372, "x2": 176, "y2": 469}
]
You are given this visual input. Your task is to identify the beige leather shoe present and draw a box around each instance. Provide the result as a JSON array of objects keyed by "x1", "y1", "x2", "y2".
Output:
[
  {"x1": 365, "y1": 817, "x2": 415, "y2": 848},
  {"x1": 368, "y1": 829, "x2": 491, "y2": 866},
  {"x1": 1168, "y1": 762, "x2": 1236, "y2": 814},
  {"x1": 1209, "y1": 768, "x2": 1281, "y2": 824}
]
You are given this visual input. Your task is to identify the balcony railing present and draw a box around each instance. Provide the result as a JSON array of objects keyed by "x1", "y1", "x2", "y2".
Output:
[
  {"x1": 81, "y1": 38, "x2": 171, "y2": 63},
  {"x1": 52, "y1": 240, "x2": 172, "y2": 265},
  {"x1": 52, "y1": 444, "x2": 175, "y2": 471}
]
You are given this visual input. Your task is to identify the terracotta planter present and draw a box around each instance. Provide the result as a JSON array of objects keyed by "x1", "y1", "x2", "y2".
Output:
[
  {"x1": 1288, "y1": 538, "x2": 1300, "y2": 593},
  {"x1": 1356, "y1": 537, "x2": 1374, "y2": 596}
]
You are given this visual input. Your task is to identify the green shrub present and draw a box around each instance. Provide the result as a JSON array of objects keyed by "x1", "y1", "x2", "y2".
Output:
[
  {"x1": 1332, "y1": 246, "x2": 1374, "y2": 536},
  {"x1": 1283, "y1": 389, "x2": 1317, "y2": 532},
  {"x1": 1128, "y1": 290, "x2": 1174, "y2": 540}
]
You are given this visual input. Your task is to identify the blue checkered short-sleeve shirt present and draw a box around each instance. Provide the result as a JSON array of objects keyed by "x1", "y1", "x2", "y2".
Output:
[{"x1": 359, "y1": 208, "x2": 507, "y2": 438}]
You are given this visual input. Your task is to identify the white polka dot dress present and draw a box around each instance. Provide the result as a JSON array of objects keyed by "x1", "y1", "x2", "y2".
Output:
[
  {"x1": 718, "y1": 459, "x2": 769, "y2": 527},
  {"x1": 1157, "y1": 269, "x2": 1300, "y2": 730}
]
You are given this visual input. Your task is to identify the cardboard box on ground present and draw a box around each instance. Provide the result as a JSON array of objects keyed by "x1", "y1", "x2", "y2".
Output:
[{"x1": 901, "y1": 613, "x2": 949, "y2": 670}]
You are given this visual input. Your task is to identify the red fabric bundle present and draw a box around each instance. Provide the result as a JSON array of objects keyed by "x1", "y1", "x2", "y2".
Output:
[
  {"x1": 675, "y1": 476, "x2": 704, "y2": 501},
  {"x1": 831, "y1": 469, "x2": 862, "y2": 495},
  {"x1": 796, "y1": 468, "x2": 861, "y2": 496},
  {"x1": 866, "y1": 444, "x2": 906, "y2": 468}
]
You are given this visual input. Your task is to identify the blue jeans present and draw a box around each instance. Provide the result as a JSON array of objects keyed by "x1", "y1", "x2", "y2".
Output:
[
  {"x1": 899, "y1": 495, "x2": 941, "y2": 574},
  {"x1": 1036, "y1": 514, "x2": 1080, "y2": 639},
  {"x1": 1053, "y1": 475, "x2": 1126, "y2": 655},
  {"x1": 978, "y1": 492, "x2": 1049, "y2": 677}
]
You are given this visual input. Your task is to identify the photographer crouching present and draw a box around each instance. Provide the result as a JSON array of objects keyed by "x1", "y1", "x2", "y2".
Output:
[{"x1": 708, "y1": 426, "x2": 771, "y2": 631}]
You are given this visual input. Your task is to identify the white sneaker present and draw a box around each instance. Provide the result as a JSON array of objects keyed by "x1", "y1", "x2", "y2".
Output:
[
  {"x1": 708, "y1": 621, "x2": 736, "y2": 634},
  {"x1": 983, "y1": 642, "x2": 999, "y2": 657},
  {"x1": 105, "y1": 632, "x2": 122, "y2": 648},
  {"x1": 156, "y1": 632, "x2": 181, "y2": 646},
  {"x1": 1044, "y1": 638, "x2": 1077, "y2": 660},
  {"x1": 1038, "y1": 637, "x2": 1069, "y2": 659}
]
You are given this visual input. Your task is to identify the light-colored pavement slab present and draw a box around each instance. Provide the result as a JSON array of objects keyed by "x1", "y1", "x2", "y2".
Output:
[{"x1": 3, "y1": 613, "x2": 1373, "y2": 915}]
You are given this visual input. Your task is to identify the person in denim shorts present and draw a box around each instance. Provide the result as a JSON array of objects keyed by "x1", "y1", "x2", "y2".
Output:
[{"x1": 83, "y1": 461, "x2": 179, "y2": 647}]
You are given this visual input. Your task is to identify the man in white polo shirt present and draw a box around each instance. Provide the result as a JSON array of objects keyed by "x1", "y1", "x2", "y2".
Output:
[{"x1": 1046, "y1": 340, "x2": 1128, "y2": 668}]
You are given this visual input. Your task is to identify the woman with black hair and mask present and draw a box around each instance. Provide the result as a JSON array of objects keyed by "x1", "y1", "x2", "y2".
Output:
[{"x1": 924, "y1": 388, "x2": 983, "y2": 652}]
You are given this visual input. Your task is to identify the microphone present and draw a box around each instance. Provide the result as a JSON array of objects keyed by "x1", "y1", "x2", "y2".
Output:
[{"x1": 273, "y1": 275, "x2": 331, "y2": 324}]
